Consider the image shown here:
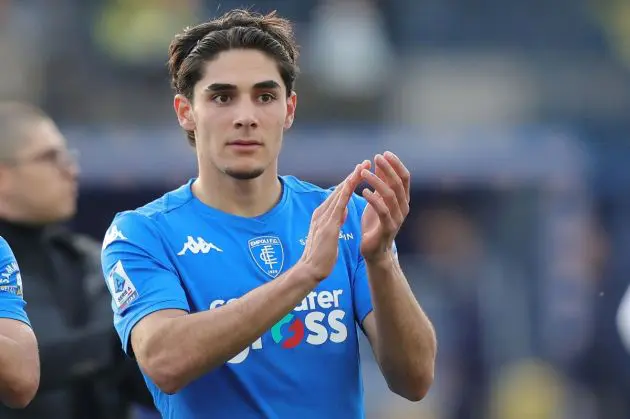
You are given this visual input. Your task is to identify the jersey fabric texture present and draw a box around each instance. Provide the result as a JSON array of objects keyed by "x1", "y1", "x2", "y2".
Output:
[
  {"x1": 0, "y1": 236, "x2": 30, "y2": 325},
  {"x1": 101, "y1": 176, "x2": 383, "y2": 419}
]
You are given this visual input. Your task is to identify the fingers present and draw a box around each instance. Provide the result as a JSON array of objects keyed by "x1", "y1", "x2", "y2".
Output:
[
  {"x1": 314, "y1": 160, "x2": 368, "y2": 222},
  {"x1": 361, "y1": 168, "x2": 403, "y2": 224},
  {"x1": 313, "y1": 170, "x2": 351, "y2": 218},
  {"x1": 374, "y1": 154, "x2": 409, "y2": 217},
  {"x1": 362, "y1": 189, "x2": 397, "y2": 232},
  {"x1": 330, "y1": 160, "x2": 370, "y2": 221},
  {"x1": 383, "y1": 151, "x2": 411, "y2": 203}
]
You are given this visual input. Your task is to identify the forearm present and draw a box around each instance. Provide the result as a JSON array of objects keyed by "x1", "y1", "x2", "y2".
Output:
[
  {"x1": 0, "y1": 334, "x2": 39, "y2": 408},
  {"x1": 367, "y1": 253, "x2": 436, "y2": 399},
  {"x1": 143, "y1": 263, "x2": 318, "y2": 392}
]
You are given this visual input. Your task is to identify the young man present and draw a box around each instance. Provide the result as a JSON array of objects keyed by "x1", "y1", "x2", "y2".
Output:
[
  {"x1": 0, "y1": 237, "x2": 39, "y2": 409},
  {"x1": 101, "y1": 9, "x2": 436, "y2": 419}
]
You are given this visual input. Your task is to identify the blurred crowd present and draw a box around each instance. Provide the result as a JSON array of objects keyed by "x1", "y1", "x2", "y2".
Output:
[
  {"x1": 2, "y1": 0, "x2": 630, "y2": 129},
  {"x1": 2, "y1": 0, "x2": 630, "y2": 418}
]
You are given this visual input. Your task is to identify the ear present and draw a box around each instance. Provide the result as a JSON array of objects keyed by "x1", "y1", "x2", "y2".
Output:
[
  {"x1": 284, "y1": 91, "x2": 297, "y2": 130},
  {"x1": 174, "y1": 94, "x2": 196, "y2": 132}
]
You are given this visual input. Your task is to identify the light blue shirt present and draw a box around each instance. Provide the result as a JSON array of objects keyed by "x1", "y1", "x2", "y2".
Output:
[
  {"x1": 102, "y1": 176, "x2": 381, "y2": 419},
  {"x1": 0, "y1": 237, "x2": 29, "y2": 325}
]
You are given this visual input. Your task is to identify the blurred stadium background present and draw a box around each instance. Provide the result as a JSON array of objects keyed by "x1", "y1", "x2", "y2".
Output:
[{"x1": 3, "y1": 0, "x2": 630, "y2": 418}]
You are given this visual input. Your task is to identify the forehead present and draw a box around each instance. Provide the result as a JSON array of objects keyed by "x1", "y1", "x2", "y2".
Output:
[
  {"x1": 198, "y1": 49, "x2": 284, "y2": 91},
  {"x1": 16, "y1": 119, "x2": 66, "y2": 157}
]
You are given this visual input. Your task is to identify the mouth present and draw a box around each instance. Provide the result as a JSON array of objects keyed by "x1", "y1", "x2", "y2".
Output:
[{"x1": 227, "y1": 140, "x2": 263, "y2": 150}]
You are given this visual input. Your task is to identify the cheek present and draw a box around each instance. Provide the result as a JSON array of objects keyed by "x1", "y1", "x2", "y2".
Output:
[
  {"x1": 12, "y1": 170, "x2": 39, "y2": 191},
  {"x1": 199, "y1": 112, "x2": 231, "y2": 141},
  {"x1": 267, "y1": 107, "x2": 288, "y2": 131},
  {"x1": 24, "y1": 169, "x2": 64, "y2": 194}
]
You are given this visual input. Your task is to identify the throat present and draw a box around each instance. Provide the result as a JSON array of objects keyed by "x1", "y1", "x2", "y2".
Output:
[{"x1": 192, "y1": 174, "x2": 283, "y2": 218}]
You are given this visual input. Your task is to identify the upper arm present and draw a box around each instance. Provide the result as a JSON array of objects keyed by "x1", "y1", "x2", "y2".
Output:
[
  {"x1": 0, "y1": 318, "x2": 39, "y2": 407},
  {"x1": 362, "y1": 311, "x2": 378, "y2": 347},
  {"x1": 130, "y1": 309, "x2": 187, "y2": 363},
  {"x1": 101, "y1": 213, "x2": 190, "y2": 357},
  {"x1": 0, "y1": 318, "x2": 38, "y2": 367}
]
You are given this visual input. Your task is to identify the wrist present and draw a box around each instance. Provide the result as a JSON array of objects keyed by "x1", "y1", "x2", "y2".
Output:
[
  {"x1": 364, "y1": 250, "x2": 398, "y2": 271},
  {"x1": 292, "y1": 260, "x2": 324, "y2": 286}
]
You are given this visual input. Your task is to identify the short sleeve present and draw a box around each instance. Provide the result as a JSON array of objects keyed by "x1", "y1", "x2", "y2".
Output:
[
  {"x1": 101, "y1": 212, "x2": 190, "y2": 355},
  {"x1": 352, "y1": 256, "x2": 373, "y2": 326},
  {"x1": 0, "y1": 237, "x2": 30, "y2": 326}
]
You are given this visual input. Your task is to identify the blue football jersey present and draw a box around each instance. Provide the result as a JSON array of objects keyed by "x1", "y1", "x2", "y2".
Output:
[
  {"x1": 101, "y1": 176, "x2": 379, "y2": 419},
  {"x1": 0, "y1": 237, "x2": 29, "y2": 325}
]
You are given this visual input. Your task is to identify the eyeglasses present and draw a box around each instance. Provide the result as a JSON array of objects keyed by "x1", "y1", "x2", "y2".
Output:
[{"x1": 1, "y1": 148, "x2": 79, "y2": 168}]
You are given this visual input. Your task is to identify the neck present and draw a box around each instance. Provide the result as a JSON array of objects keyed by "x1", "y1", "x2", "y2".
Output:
[
  {"x1": 0, "y1": 200, "x2": 45, "y2": 228},
  {"x1": 193, "y1": 164, "x2": 282, "y2": 218},
  {"x1": 0, "y1": 217, "x2": 48, "y2": 240}
]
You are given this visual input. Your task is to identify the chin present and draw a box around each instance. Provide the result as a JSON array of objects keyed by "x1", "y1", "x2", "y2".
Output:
[
  {"x1": 53, "y1": 205, "x2": 77, "y2": 223},
  {"x1": 222, "y1": 166, "x2": 266, "y2": 180}
]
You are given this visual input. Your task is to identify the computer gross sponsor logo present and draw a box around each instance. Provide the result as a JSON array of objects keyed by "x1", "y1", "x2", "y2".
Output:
[{"x1": 209, "y1": 289, "x2": 348, "y2": 364}]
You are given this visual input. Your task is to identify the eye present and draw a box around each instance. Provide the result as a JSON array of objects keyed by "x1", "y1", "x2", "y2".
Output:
[
  {"x1": 211, "y1": 94, "x2": 231, "y2": 105},
  {"x1": 258, "y1": 93, "x2": 276, "y2": 104}
]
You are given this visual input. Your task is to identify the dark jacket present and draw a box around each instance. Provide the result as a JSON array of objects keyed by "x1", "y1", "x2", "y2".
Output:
[{"x1": 0, "y1": 220, "x2": 154, "y2": 419}]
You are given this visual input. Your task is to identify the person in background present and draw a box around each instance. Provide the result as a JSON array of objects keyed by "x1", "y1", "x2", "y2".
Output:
[{"x1": 0, "y1": 102, "x2": 155, "y2": 419}]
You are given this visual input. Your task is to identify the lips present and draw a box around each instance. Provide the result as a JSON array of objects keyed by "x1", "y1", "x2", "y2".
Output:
[{"x1": 229, "y1": 140, "x2": 262, "y2": 146}]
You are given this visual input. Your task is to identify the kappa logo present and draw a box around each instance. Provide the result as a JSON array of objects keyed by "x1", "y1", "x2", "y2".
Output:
[
  {"x1": 248, "y1": 236, "x2": 284, "y2": 278},
  {"x1": 178, "y1": 236, "x2": 223, "y2": 256},
  {"x1": 102, "y1": 225, "x2": 127, "y2": 250}
]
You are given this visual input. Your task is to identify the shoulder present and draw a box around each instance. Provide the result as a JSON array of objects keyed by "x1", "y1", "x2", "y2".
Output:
[
  {"x1": 282, "y1": 175, "x2": 330, "y2": 199},
  {"x1": 0, "y1": 237, "x2": 23, "y2": 301},
  {"x1": 282, "y1": 175, "x2": 367, "y2": 213},
  {"x1": 102, "y1": 181, "x2": 195, "y2": 250},
  {"x1": 0, "y1": 236, "x2": 16, "y2": 266},
  {"x1": 0, "y1": 236, "x2": 12, "y2": 257},
  {"x1": 0, "y1": 236, "x2": 17, "y2": 285},
  {"x1": 134, "y1": 180, "x2": 195, "y2": 220}
]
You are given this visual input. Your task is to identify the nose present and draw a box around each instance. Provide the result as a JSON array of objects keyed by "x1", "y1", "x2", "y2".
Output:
[
  {"x1": 60, "y1": 149, "x2": 80, "y2": 179},
  {"x1": 64, "y1": 160, "x2": 80, "y2": 178},
  {"x1": 233, "y1": 100, "x2": 259, "y2": 129}
]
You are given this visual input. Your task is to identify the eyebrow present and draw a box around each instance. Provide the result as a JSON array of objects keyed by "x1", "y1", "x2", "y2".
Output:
[{"x1": 204, "y1": 80, "x2": 281, "y2": 92}]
